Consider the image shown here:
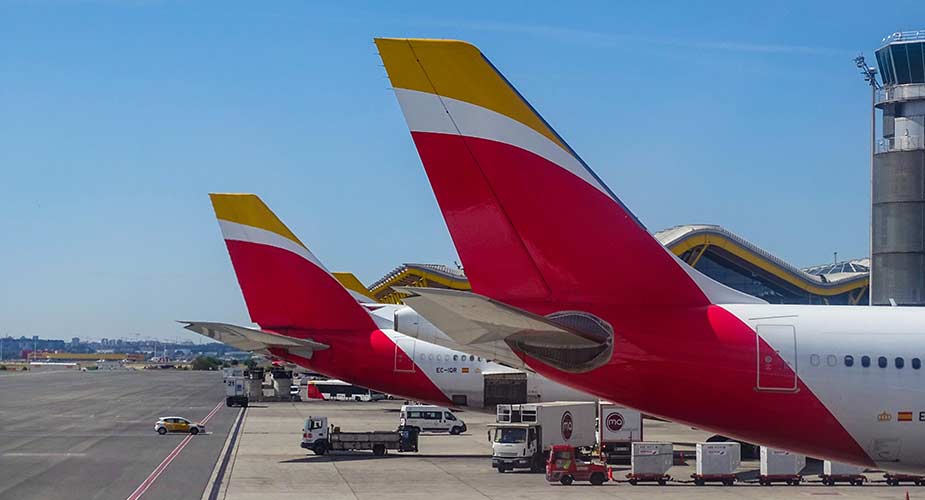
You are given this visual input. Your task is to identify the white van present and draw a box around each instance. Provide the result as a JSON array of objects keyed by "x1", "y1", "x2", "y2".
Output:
[{"x1": 399, "y1": 405, "x2": 467, "y2": 435}]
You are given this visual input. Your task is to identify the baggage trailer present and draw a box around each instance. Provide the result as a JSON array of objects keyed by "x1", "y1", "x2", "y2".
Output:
[
  {"x1": 628, "y1": 442, "x2": 672, "y2": 485},
  {"x1": 490, "y1": 402, "x2": 596, "y2": 473},
  {"x1": 301, "y1": 416, "x2": 419, "y2": 456},
  {"x1": 884, "y1": 473, "x2": 925, "y2": 486},
  {"x1": 759, "y1": 447, "x2": 804, "y2": 485},
  {"x1": 692, "y1": 442, "x2": 740, "y2": 486},
  {"x1": 820, "y1": 460, "x2": 866, "y2": 486},
  {"x1": 598, "y1": 402, "x2": 642, "y2": 464}
]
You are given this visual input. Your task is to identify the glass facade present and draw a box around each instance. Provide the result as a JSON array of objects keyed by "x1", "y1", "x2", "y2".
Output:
[
  {"x1": 681, "y1": 247, "x2": 868, "y2": 305},
  {"x1": 876, "y1": 42, "x2": 925, "y2": 86}
]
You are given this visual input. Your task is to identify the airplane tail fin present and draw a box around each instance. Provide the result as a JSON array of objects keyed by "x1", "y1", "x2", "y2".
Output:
[
  {"x1": 376, "y1": 38, "x2": 761, "y2": 306},
  {"x1": 209, "y1": 193, "x2": 376, "y2": 332}
]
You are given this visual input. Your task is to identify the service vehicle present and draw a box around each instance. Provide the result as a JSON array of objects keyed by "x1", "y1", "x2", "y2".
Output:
[
  {"x1": 490, "y1": 402, "x2": 596, "y2": 473},
  {"x1": 155, "y1": 416, "x2": 205, "y2": 435},
  {"x1": 545, "y1": 444, "x2": 609, "y2": 486},
  {"x1": 399, "y1": 404, "x2": 466, "y2": 434},
  {"x1": 301, "y1": 416, "x2": 418, "y2": 456},
  {"x1": 224, "y1": 374, "x2": 249, "y2": 407},
  {"x1": 306, "y1": 379, "x2": 387, "y2": 402},
  {"x1": 598, "y1": 402, "x2": 642, "y2": 463}
]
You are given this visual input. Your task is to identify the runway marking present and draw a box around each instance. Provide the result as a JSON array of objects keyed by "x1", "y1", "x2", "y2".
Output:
[{"x1": 125, "y1": 400, "x2": 223, "y2": 500}]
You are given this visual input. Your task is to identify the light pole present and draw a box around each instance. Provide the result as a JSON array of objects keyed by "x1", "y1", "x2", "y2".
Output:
[{"x1": 854, "y1": 54, "x2": 881, "y2": 305}]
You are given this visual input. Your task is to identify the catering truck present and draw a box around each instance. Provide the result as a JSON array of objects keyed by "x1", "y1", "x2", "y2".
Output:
[
  {"x1": 301, "y1": 416, "x2": 419, "y2": 456},
  {"x1": 598, "y1": 402, "x2": 642, "y2": 463},
  {"x1": 489, "y1": 402, "x2": 596, "y2": 473}
]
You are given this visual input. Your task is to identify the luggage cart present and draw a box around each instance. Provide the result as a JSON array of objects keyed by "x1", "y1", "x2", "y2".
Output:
[
  {"x1": 759, "y1": 474, "x2": 802, "y2": 486},
  {"x1": 626, "y1": 472, "x2": 670, "y2": 485},
  {"x1": 691, "y1": 473, "x2": 736, "y2": 486},
  {"x1": 820, "y1": 473, "x2": 866, "y2": 486},
  {"x1": 884, "y1": 473, "x2": 925, "y2": 486}
]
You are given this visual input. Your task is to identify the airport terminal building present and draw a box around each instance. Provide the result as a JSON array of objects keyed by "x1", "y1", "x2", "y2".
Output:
[{"x1": 343, "y1": 225, "x2": 870, "y2": 306}]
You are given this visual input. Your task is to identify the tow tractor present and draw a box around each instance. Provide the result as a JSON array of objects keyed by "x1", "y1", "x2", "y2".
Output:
[{"x1": 545, "y1": 444, "x2": 609, "y2": 486}]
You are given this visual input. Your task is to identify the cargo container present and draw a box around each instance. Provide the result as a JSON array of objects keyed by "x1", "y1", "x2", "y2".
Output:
[
  {"x1": 821, "y1": 460, "x2": 866, "y2": 486},
  {"x1": 692, "y1": 442, "x2": 740, "y2": 485},
  {"x1": 598, "y1": 402, "x2": 642, "y2": 463},
  {"x1": 490, "y1": 402, "x2": 596, "y2": 473},
  {"x1": 628, "y1": 442, "x2": 672, "y2": 484},
  {"x1": 759, "y1": 447, "x2": 805, "y2": 485}
]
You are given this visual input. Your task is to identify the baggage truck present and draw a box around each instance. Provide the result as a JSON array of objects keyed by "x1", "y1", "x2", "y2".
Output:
[
  {"x1": 598, "y1": 402, "x2": 642, "y2": 463},
  {"x1": 301, "y1": 416, "x2": 419, "y2": 456},
  {"x1": 490, "y1": 402, "x2": 596, "y2": 473},
  {"x1": 224, "y1": 377, "x2": 248, "y2": 407}
]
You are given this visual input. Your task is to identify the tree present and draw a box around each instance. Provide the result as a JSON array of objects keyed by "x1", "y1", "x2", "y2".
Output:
[{"x1": 190, "y1": 356, "x2": 221, "y2": 371}]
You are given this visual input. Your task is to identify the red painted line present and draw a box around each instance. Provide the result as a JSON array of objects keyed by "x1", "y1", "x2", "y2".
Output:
[{"x1": 126, "y1": 401, "x2": 223, "y2": 500}]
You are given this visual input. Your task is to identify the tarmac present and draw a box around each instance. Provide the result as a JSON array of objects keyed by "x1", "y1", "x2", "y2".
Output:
[
  {"x1": 217, "y1": 400, "x2": 917, "y2": 500},
  {"x1": 0, "y1": 369, "x2": 233, "y2": 500},
  {"x1": 1, "y1": 371, "x2": 919, "y2": 500}
]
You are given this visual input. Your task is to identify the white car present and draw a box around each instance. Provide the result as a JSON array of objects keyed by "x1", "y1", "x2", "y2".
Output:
[
  {"x1": 399, "y1": 405, "x2": 466, "y2": 435},
  {"x1": 154, "y1": 416, "x2": 205, "y2": 435}
]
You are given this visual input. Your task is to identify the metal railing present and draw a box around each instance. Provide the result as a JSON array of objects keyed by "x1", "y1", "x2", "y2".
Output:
[
  {"x1": 877, "y1": 135, "x2": 924, "y2": 153},
  {"x1": 876, "y1": 83, "x2": 925, "y2": 104},
  {"x1": 883, "y1": 31, "x2": 925, "y2": 44}
]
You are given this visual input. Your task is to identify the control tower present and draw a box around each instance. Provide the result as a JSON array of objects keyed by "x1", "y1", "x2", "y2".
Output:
[{"x1": 873, "y1": 31, "x2": 925, "y2": 305}]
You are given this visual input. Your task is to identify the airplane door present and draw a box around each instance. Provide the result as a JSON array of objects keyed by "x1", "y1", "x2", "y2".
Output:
[
  {"x1": 394, "y1": 338, "x2": 416, "y2": 373},
  {"x1": 755, "y1": 325, "x2": 797, "y2": 392}
]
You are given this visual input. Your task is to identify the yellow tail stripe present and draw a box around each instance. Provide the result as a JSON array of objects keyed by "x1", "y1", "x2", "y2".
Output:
[
  {"x1": 375, "y1": 38, "x2": 568, "y2": 152},
  {"x1": 209, "y1": 193, "x2": 304, "y2": 248}
]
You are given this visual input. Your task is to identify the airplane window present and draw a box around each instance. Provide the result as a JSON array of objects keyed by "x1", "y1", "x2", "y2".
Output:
[
  {"x1": 896, "y1": 357, "x2": 905, "y2": 369},
  {"x1": 914, "y1": 358, "x2": 922, "y2": 370},
  {"x1": 810, "y1": 354, "x2": 820, "y2": 366},
  {"x1": 419, "y1": 354, "x2": 425, "y2": 361},
  {"x1": 878, "y1": 356, "x2": 888, "y2": 368},
  {"x1": 826, "y1": 355, "x2": 837, "y2": 367},
  {"x1": 844, "y1": 355, "x2": 854, "y2": 367},
  {"x1": 470, "y1": 355, "x2": 475, "y2": 362},
  {"x1": 861, "y1": 356, "x2": 871, "y2": 367},
  {"x1": 429, "y1": 354, "x2": 434, "y2": 361},
  {"x1": 453, "y1": 355, "x2": 458, "y2": 361},
  {"x1": 436, "y1": 354, "x2": 442, "y2": 362}
]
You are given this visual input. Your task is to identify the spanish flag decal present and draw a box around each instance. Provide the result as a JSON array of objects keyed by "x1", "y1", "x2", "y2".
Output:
[
  {"x1": 898, "y1": 411, "x2": 913, "y2": 422},
  {"x1": 461, "y1": 367, "x2": 470, "y2": 374}
]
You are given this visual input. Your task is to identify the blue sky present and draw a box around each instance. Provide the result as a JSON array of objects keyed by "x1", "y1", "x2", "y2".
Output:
[{"x1": 1, "y1": 1, "x2": 922, "y2": 341}]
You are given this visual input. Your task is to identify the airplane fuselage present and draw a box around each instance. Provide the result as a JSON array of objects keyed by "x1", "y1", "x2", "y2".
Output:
[
  {"x1": 507, "y1": 301, "x2": 925, "y2": 473},
  {"x1": 269, "y1": 327, "x2": 591, "y2": 411}
]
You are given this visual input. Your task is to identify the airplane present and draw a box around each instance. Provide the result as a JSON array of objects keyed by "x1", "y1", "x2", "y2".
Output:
[
  {"x1": 182, "y1": 193, "x2": 593, "y2": 411},
  {"x1": 375, "y1": 38, "x2": 925, "y2": 473}
]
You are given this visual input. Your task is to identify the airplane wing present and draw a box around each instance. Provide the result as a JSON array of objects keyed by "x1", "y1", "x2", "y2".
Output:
[
  {"x1": 396, "y1": 287, "x2": 612, "y2": 373},
  {"x1": 180, "y1": 321, "x2": 329, "y2": 359}
]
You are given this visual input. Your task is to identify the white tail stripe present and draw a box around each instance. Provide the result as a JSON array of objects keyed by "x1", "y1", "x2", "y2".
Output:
[
  {"x1": 217, "y1": 219, "x2": 328, "y2": 272},
  {"x1": 394, "y1": 88, "x2": 613, "y2": 201}
]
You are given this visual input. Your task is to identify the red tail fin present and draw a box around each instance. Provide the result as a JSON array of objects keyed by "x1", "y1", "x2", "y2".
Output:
[
  {"x1": 376, "y1": 39, "x2": 758, "y2": 306},
  {"x1": 209, "y1": 193, "x2": 376, "y2": 332}
]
